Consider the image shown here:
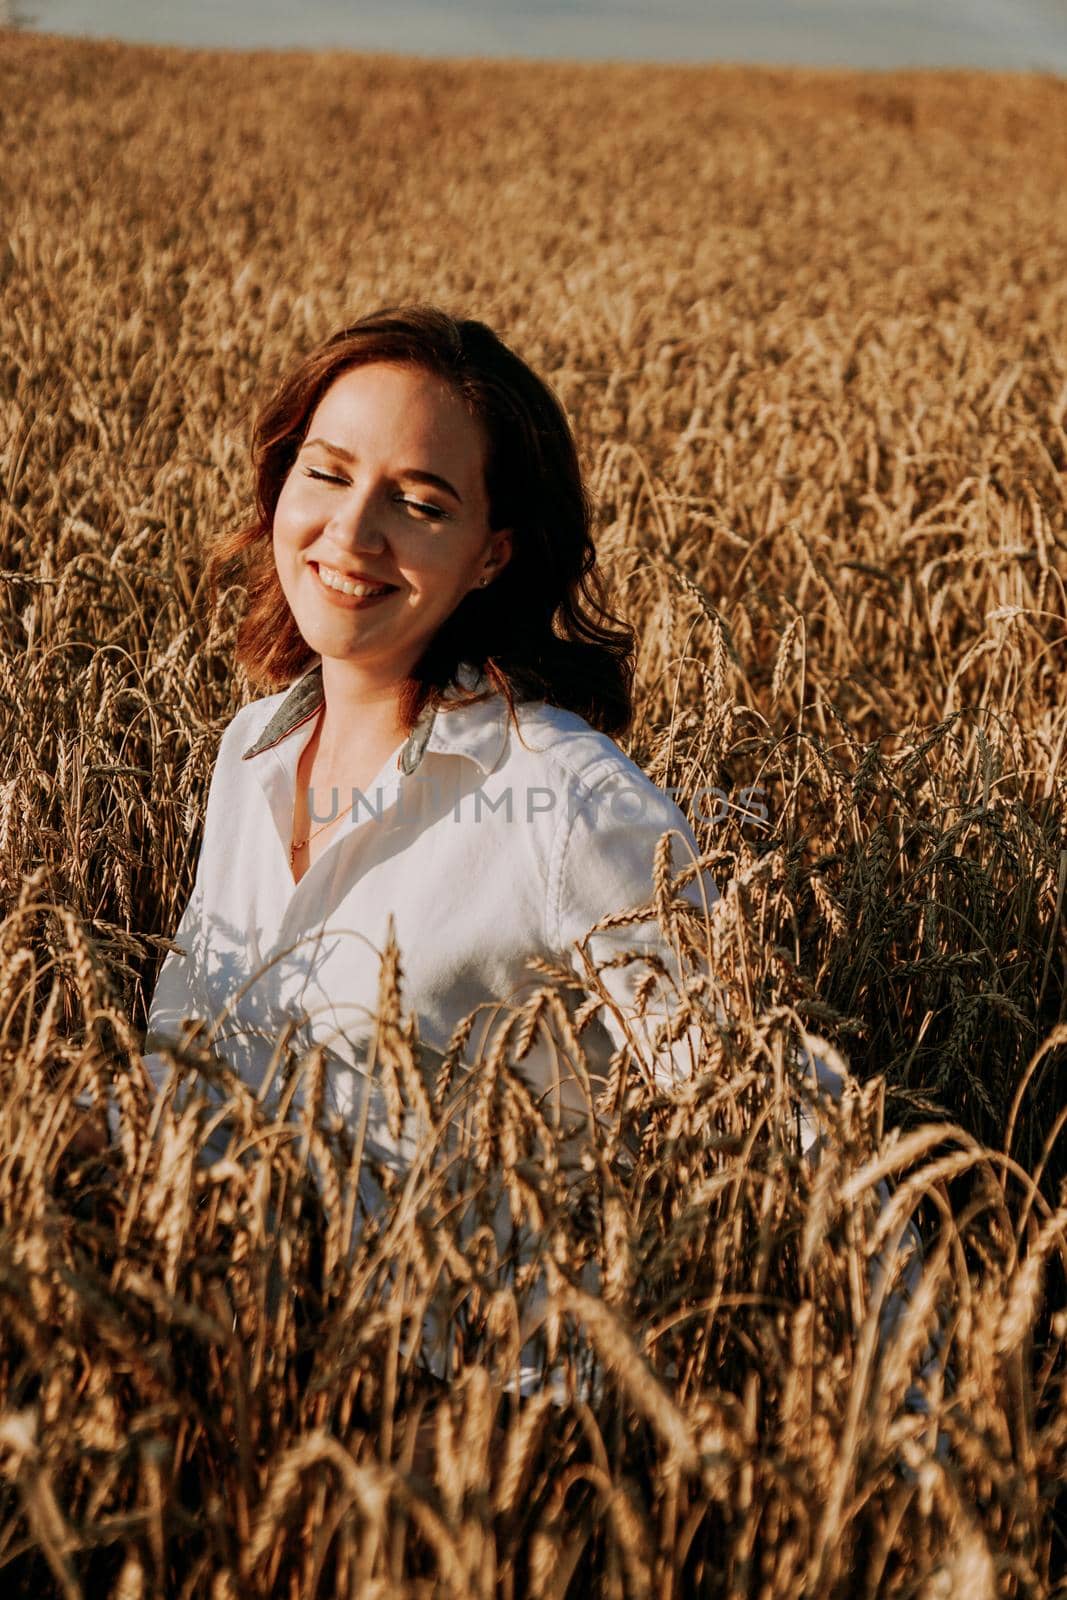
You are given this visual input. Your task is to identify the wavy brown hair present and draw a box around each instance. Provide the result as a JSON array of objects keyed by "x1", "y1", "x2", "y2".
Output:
[{"x1": 205, "y1": 304, "x2": 636, "y2": 735}]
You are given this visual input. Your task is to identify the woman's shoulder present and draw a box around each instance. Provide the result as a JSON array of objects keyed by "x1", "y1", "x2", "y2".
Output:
[
  {"x1": 507, "y1": 697, "x2": 674, "y2": 809},
  {"x1": 510, "y1": 699, "x2": 707, "y2": 945}
]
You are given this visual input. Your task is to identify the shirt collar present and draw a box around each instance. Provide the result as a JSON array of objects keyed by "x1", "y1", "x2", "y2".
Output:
[{"x1": 240, "y1": 659, "x2": 509, "y2": 777}]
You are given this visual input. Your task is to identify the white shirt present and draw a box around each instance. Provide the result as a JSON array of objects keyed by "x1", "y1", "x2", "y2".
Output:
[{"x1": 143, "y1": 660, "x2": 716, "y2": 1159}]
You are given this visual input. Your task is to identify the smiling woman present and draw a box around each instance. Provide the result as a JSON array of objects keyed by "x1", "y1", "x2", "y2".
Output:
[
  {"x1": 126, "y1": 305, "x2": 929, "y2": 1404},
  {"x1": 139, "y1": 304, "x2": 714, "y2": 1178}
]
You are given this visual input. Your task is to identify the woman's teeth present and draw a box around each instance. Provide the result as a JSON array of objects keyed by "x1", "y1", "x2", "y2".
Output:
[{"x1": 316, "y1": 564, "x2": 392, "y2": 598}]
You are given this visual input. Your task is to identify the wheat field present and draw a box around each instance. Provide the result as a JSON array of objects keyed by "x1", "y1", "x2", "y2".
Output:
[{"x1": 0, "y1": 29, "x2": 1065, "y2": 1597}]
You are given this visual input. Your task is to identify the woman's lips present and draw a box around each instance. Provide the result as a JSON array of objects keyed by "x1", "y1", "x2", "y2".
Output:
[{"x1": 310, "y1": 562, "x2": 397, "y2": 608}]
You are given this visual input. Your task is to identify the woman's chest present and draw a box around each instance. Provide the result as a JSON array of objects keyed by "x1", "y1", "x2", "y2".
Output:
[{"x1": 200, "y1": 782, "x2": 551, "y2": 1052}]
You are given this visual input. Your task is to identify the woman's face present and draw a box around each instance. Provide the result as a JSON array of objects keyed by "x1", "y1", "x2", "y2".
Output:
[{"x1": 272, "y1": 361, "x2": 512, "y2": 682}]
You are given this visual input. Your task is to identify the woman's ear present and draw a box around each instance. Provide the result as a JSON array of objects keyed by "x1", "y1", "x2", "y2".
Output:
[{"x1": 482, "y1": 528, "x2": 513, "y2": 584}]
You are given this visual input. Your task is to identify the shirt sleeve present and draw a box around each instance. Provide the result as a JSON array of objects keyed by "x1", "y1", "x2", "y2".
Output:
[
  {"x1": 138, "y1": 707, "x2": 252, "y2": 1097},
  {"x1": 106, "y1": 806, "x2": 211, "y2": 1146},
  {"x1": 548, "y1": 762, "x2": 717, "y2": 1091},
  {"x1": 140, "y1": 870, "x2": 210, "y2": 1095}
]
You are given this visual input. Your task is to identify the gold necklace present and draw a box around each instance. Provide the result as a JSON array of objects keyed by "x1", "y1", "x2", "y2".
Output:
[
  {"x1": 289, "y1": 696, "x2": 439, "y2": 870},
  {"x1": 290, "y1": 800, "x2": 346, "y2": 868}
]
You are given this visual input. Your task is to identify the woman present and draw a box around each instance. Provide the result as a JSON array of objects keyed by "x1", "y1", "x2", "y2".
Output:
[
  {"x1": 122, "y1": 304, "x2": 930, "y2": 1407},
  {"x1": 138, "y1": 304, "x2": 712, "y2": 1166}
]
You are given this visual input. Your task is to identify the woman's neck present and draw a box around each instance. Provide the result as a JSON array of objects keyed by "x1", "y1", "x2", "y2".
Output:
[{"x1": 315, "y1": 658, "x2": 410, "y2": 773}]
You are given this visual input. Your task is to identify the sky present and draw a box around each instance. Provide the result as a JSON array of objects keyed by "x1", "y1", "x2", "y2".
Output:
[{"x1": 9, "y1": 0, "x2": 1067, "y2": 72}]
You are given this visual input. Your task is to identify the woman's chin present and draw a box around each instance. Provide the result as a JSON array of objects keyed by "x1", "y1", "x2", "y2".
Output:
[{"x1": 296, "y1": 625, "x2": 423, "y2": 677}]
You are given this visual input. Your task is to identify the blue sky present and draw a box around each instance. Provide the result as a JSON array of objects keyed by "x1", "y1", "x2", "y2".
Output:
[{"x1": 13, "y1": 0, "x2": 1067, "y2": 71}]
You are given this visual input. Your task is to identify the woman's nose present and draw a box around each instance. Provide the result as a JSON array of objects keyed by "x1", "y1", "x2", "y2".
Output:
[{"x1": 327, "y1": 486, "x2": 386, "y2": 554}]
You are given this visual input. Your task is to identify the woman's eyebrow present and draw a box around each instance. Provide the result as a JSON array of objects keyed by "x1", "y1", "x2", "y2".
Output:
[{"x1": 300, "y1": 436, "x2": 464, "y2": 504}]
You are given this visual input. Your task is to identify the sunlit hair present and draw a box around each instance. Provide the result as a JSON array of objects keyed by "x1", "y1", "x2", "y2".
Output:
[{"x1": 205, "y1": 303, "x2": 636, "y2": 735}]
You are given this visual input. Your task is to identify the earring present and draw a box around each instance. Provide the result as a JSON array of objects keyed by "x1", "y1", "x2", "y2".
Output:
[{"x1": 479, "y1": 575, "x2": 489, "y2": 587}]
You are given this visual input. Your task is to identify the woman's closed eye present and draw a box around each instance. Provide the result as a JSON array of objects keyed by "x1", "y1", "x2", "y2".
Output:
[
  {"x1": 302, "y1": 467, "x2": 448, "y2": 520},
  {"x1": 399, "y1": 496, "x2": 448, "y2": 520}
]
